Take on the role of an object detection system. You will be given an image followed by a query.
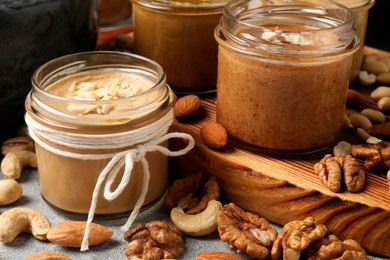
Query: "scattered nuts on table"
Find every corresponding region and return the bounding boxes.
[351,141,390,170]
[1,150,37,179]
[0,179,23,205]
[370,86,390,101]
[123,220,184,260]
[171,199,222,236]
[377,96,390,112]
[46,221,113,248]
[360,108,386,123]
[363,61,389,75]
[0,207,51,243]
[313,154,365,193]
[358,70,376,86]
[217,203,278,259]
[22,251,71,260]
[200,121,228,149]
[367,122,390,141]
[173,94,201,120]
[348,113,373,130]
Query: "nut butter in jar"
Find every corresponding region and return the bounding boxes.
[25,52,193,215]
[215,0,359,154]
[334,0,375,82]
[131,0,228,93]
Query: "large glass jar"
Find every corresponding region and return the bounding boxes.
[335,0,375,82]
[131,0,228,93]
[25,52,186,214]
[215,0,359,154]
[0,0,98,142]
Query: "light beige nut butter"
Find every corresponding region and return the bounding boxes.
[215,0,359,154]
[25,52,176,214]
[131,0,228,93]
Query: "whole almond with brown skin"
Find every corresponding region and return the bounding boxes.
[22,252,71,260]
[195,251,243,260]
[367,122,390,140]
[346,88,362,105]
[174,94,201,120]
[200,121,228,149]
[47,221,113,248]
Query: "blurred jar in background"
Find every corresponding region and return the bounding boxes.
[0,0,99,142]
[131,0,228,93]
[335,0,375,82]
[99,0,132,30]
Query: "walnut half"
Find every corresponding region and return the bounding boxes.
[216,203,278,259]
[123,220,184,260]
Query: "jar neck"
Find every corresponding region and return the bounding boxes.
[215,0,359,59]
[27,51,173,133]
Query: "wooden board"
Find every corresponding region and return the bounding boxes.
[170,47,390,257]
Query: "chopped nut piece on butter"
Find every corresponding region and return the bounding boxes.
[66,78,142,115]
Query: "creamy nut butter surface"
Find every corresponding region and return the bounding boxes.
[25,52,175,214]
[215,0,359,154]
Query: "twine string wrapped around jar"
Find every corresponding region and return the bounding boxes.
[25,110,195,251]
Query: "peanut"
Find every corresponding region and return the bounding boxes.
[370,86,390,101]
[360,108,386,123]
[0,179,23,205]
[1,136,35,156]
[348,113,373,130]
[377,96,390,112]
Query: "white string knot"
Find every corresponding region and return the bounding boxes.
[24,111,195,252]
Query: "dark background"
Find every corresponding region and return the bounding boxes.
[365,0,390,51]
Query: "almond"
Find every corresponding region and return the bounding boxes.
[367,122,390,140]
[200,121,228,149]
[47,221,113,248]
[346,88,362,105]
[22,252,71,260]
[174,94,201,120]
[195,251,243,260]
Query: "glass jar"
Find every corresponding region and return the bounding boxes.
[334,0,375,82]
[215,0,359,154]
[131,0,228,93]
[99,0,133,30]
[0,0,98,143]
[25,52,177,214]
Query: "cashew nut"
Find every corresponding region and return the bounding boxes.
[377,96,390,112]
[170,199,222,236]
[358,70,376,86]
[0,207,51,243]
[0,179,23,205]
[1,150,37,179]
[371,86,390,101]
[1,136,35,156]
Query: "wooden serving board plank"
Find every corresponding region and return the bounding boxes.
[170,47,390,257]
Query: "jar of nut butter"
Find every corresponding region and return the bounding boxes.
[25,52,194,216]
[215,0,359,154]
[131,0,228,93]
[334,0,375,82]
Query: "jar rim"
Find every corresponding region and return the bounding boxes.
[215,0,360,58]
[28,51,173,128]
[131,0,228,11]
[334,0,375,9]
[31,51,166,104]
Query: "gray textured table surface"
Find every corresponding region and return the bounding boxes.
[0,169,388,260]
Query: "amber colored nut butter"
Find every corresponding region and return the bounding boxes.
[217,47,352,151]
[35,70,168,214]
[132,2,222,91]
